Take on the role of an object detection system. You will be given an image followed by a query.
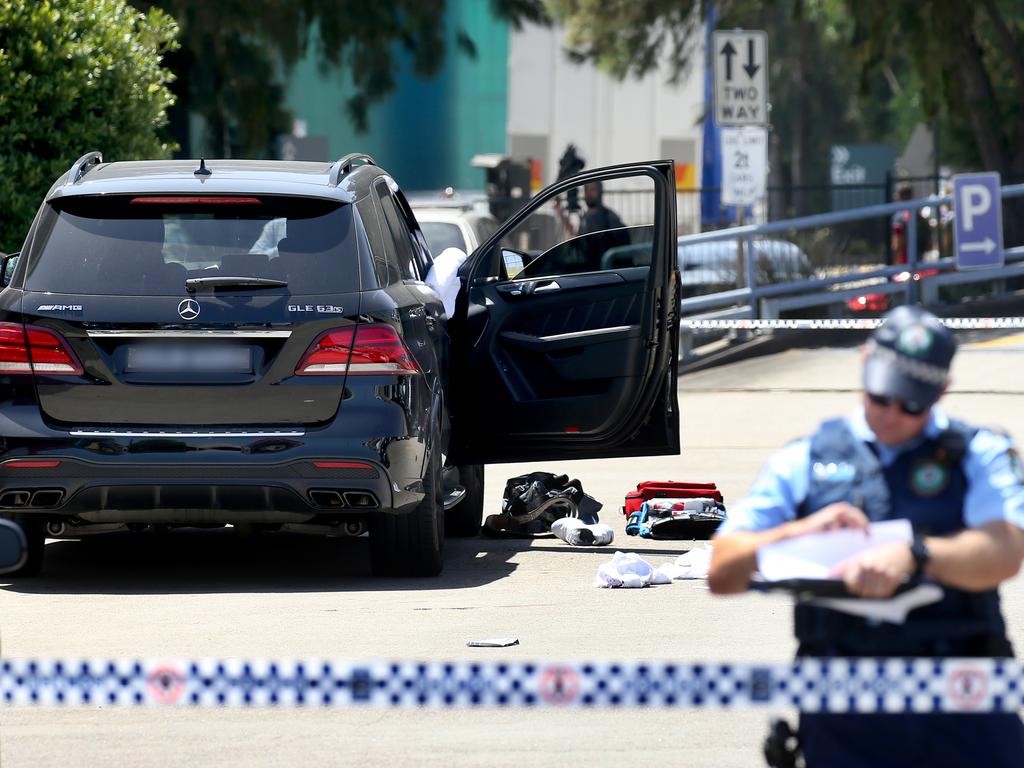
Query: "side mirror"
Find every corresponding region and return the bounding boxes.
[501,248,527,279]
[0,518,28,574]
[1,252,20,288]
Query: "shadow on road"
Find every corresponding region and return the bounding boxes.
[0,529,541,596]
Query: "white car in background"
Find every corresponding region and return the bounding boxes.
[408,191,501,257]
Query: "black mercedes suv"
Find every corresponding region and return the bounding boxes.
[0,152,680,577]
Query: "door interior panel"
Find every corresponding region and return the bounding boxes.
[454,162,679,463]
[470,268,648,431]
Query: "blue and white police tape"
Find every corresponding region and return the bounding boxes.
[1,658,1021,712]
[679,317,1024,331]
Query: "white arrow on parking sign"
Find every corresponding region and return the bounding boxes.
[960,237,997,254]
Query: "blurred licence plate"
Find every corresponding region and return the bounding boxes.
[125,344,253,374]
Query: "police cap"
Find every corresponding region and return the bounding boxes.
[863,305,955,412]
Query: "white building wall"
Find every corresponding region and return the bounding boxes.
[508,21,705,222]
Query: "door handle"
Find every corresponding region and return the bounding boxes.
[533,281,561,293]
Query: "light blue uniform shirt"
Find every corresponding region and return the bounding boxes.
[718,406,1024,534]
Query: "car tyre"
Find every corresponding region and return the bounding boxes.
[0,513,45,577]
[370,445,444,577]
[445,464,484,537]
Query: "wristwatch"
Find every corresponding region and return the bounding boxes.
[909,535,931,577]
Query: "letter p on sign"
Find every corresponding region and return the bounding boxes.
[959,184,991,231]
[953,172,1003,270]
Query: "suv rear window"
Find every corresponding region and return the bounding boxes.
[25,196,358,295]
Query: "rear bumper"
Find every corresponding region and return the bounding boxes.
[0,434,428,524]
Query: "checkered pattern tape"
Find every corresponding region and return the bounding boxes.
[680,317,1024,330]
[1,659,1021,711]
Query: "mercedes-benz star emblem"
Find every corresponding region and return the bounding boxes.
[177,298,200,320]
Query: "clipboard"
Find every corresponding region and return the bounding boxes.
[749,577,922,599]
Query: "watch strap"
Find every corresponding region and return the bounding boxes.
[909,535,931,577]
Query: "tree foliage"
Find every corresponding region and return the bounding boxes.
[0,0,178,250]
[131,0,465,158]
[844,0,1024,176]
[529,0,1024,187]
[545,0,707,82]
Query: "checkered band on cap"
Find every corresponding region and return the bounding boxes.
[866,339,950,387]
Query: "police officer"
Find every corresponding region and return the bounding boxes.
[708,305,1024,767]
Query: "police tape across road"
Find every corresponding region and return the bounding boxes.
[679,317,1024,331]
[1,658,1022,712]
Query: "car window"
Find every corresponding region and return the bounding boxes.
[420,221,467,256]
[26,196,359,295]
[504,175,657,279]
[376,185,417,281]
[473,217,498,247]
[676,238,812,290]
[356,198,391,287]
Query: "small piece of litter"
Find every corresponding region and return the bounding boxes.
[466,637,520,648]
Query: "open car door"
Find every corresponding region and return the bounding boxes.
[449,161,679,464]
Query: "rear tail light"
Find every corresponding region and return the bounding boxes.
[0,323,83,376]
[294,324,420,376]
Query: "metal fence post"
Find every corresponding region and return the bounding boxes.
[744,235,758,318]
[906,205,920,305]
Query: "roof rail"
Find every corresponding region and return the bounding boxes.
[328,153,375,187]
[66,151,103,185]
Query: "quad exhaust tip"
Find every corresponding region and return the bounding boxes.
[342,492,377,509]
[308,490,379,509]
[32,490,64,508]
[0,490,31,508]
[0,489,65,508]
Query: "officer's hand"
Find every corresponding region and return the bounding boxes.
[792,502,869,538]
[831,543,915,598]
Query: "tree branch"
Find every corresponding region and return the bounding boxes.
[939,1,1008,173]
[978,0,1024,155]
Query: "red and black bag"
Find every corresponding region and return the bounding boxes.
[623,481,723,518]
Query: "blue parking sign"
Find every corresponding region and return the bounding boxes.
[953,172,1003,270]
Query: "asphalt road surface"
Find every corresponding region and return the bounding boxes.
[3,332,1024,767]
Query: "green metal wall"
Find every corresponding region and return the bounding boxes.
[283,1,508,191]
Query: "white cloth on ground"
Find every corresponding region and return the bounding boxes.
[656,547,713,580]
[551,516,614,546]
[424,247,469,317]
[594,551,663,588]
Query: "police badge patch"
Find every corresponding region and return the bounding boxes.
[897,324,933,357]
[910,460,949,497]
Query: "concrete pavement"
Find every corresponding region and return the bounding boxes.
[2,336,1023,766]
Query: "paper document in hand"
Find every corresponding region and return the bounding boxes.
[756,519,913,581]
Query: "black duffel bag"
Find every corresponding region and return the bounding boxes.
[483,472,602,537]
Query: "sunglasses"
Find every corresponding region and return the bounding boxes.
[866,392,928,416]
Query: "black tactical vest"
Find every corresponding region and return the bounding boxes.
[793,418,1011,658]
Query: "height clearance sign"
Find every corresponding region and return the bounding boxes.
[713,30,768,126]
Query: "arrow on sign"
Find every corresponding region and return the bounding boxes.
[744,39,760,78]
[961,238,997,255]
[720,40,736,81]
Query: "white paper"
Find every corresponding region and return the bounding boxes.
[757,519,913,581]
[755,518,943,624]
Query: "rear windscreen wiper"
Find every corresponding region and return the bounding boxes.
[185,276,288,292]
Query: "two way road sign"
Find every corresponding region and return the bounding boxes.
[953,172,1003,270]
[713,30,768,126]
